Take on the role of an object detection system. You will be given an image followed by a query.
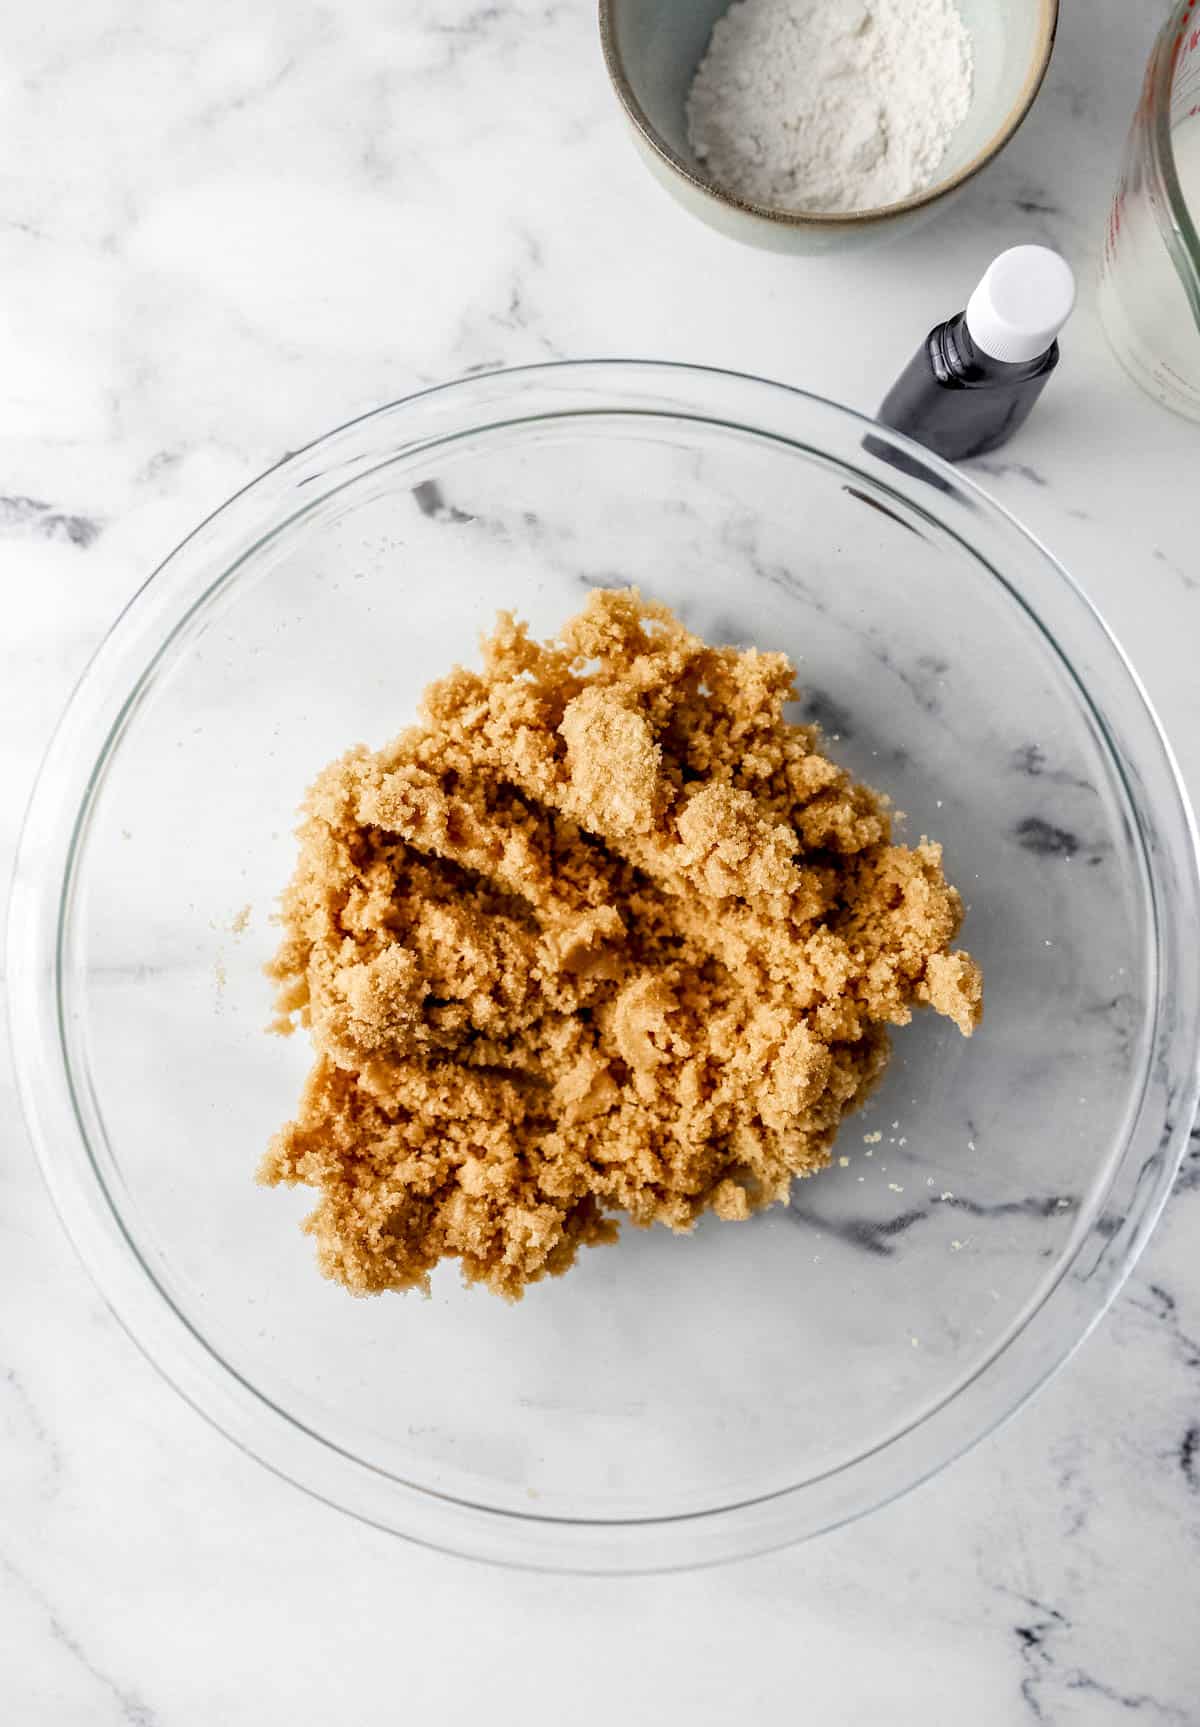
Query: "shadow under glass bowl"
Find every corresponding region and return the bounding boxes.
[9,361,1199,1572]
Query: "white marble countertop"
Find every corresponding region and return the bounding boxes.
[3,1,1198,1720]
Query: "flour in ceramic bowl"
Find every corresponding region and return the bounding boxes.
[686,0,974,214]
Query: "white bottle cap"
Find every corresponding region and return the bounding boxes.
[964,246,1076,364]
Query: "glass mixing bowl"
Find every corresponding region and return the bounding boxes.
[10,363,1199,1572]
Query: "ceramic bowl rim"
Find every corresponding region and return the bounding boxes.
[598,0,1060,228]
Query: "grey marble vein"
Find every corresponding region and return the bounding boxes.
[972,459,1050,490]
[0,494,102,547]
[0,1552,159,1726]
[1008,744,1098,794]
[1152,547,1200,595]
[1013,815,1107,860]
[1180,1424,1199,1493]
[1,1367,64,1493]
[1173,1124,1200,1197]
[1010,1592,1193,1723]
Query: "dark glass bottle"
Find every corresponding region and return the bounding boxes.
[877,311,1061,462]
[872,246,1076,467]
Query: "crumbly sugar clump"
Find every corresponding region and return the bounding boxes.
[261,590,982,1298]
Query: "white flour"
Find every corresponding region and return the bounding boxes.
[686,0,974,214]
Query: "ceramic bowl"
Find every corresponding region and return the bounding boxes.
[599,0,1059,253]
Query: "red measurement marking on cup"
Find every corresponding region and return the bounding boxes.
[1173,16,1200,120]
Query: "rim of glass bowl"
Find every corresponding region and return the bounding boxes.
[9,361,1200,1573]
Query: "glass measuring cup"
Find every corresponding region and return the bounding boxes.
[1099,0,1200,418]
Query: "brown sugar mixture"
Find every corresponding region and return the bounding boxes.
[261,590,982,1299]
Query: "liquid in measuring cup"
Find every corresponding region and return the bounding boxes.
[1099,0,1200,419]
